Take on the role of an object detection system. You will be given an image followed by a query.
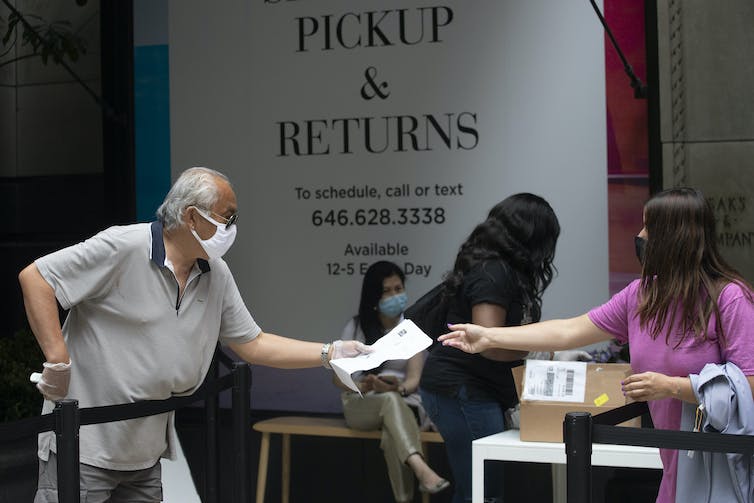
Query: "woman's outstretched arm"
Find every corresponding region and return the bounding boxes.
[439,314,612,354]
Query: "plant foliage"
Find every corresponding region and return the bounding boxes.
[0,328,44,422]
[0,1,88,68]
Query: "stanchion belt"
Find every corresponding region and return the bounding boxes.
[592,401,649,426]
[0,372,234,443]
[591,401,754,455]
[216,349,236,369]
[0,413,55,442]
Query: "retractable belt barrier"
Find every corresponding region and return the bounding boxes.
[0,347,251,503]
[563,402,754,503]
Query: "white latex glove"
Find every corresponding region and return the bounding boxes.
[36,360,71,401]
[553,350,593,362]
[331,340,371,359]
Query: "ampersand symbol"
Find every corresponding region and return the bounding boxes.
[360,66,390,100]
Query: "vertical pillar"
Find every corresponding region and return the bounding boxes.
[232,363,251,502]
[204,356,220,503]
[564,412,592,503]
[55,399,81,503]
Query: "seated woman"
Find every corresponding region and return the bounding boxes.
[334,261,450,503]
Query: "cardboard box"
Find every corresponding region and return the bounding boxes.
[512,362,640,442]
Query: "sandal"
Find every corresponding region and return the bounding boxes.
[419,478,451,494]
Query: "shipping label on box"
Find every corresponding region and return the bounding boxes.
[521,360,588,403]
[512,361,639,442]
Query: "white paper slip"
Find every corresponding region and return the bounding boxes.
[330,319,433,394]
[521,360,587,403]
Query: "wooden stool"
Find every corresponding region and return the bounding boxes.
[253,416,444,503]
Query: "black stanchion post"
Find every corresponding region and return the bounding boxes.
[205,356,220,503]
[232,363,251,503]
[564,412,592,503]
[55,399,81,503]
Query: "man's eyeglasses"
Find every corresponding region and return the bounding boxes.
[196,207,238,229]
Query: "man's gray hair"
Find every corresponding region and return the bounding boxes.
[156,167,230,230]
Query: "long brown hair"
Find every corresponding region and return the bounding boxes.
[637,187,752,345]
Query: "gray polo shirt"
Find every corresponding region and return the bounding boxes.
[35,222,260,470]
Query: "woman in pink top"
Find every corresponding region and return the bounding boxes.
[437,187,754,503]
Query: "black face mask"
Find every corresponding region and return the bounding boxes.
[634,236,647,265]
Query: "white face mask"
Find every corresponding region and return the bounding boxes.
[191,208,237,259]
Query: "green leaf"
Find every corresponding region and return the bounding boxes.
[2,13,20,45]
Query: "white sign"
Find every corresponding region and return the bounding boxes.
[168,0,609,346]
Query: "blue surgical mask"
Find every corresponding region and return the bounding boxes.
[378,292,408,318]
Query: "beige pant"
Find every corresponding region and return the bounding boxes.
[342,391,423,502]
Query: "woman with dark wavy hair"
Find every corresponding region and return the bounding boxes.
[419,193,561,503]
[439,188,754,503]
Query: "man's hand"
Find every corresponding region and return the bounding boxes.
[331,340,371,359]
[438,324,491,353]
[36,360,71,401]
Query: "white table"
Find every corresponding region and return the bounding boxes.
[472,430,662,503]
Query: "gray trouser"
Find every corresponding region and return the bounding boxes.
[35,452,163,503]
[342,391,423,502]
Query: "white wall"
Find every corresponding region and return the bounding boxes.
[168,0,609,410]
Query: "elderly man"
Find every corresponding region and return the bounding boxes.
[19,167,367,502]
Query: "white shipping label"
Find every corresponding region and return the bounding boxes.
[521,360,587,403]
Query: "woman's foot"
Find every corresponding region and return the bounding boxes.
[418,478,451,494]
[406,453,450,495]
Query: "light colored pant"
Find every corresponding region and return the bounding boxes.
[35,452,162,503]
[342,390,423,502]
